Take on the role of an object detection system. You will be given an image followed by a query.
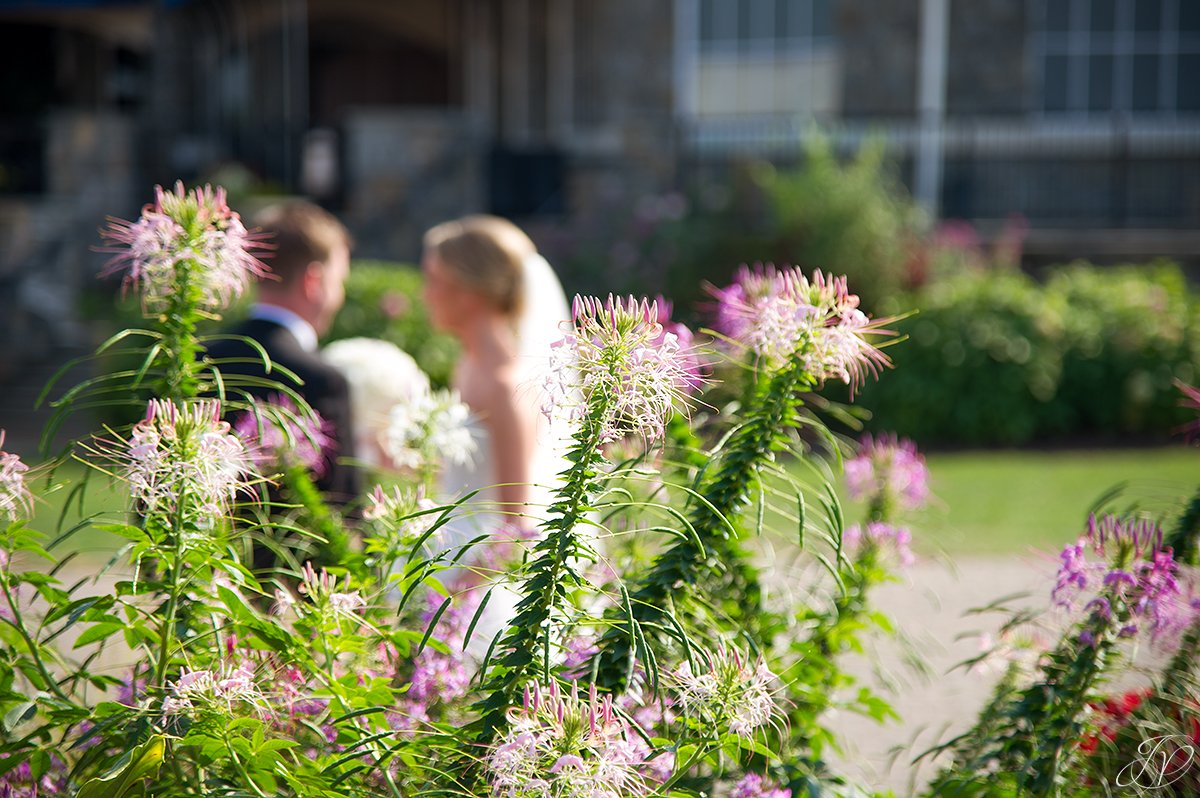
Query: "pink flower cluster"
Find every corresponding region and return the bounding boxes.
[100,182,267,312]
[163,664,263,716]
[116,399,253,522]
[0,430,31,524]
[671,646,779,738]
[1052,515,1196,647]
[232,396,331,477]
[487,681,651,798]
[0,756,68,797]
[299,562,367,617]
[709,264,892,392]
[843,521,916,567]
[731,772,792,798]
[844,433,929,510]
[546,295,698,443]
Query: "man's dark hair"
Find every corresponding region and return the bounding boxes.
[254,201,352,286]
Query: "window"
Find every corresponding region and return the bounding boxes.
[1036,0,1200,114]
[700,0,834,54]
[689,0,839,118]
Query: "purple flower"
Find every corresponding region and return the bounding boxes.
[0,756,68,797]
[843,521,916,567]
[232,396,331,477]
[546,295,699,443]
[653,296,708,395]
[163,664,264,716]
[0,430,32,524]
[100,182,267,313]
[1054,516,1199,649]
[103,399,255,523]
[845,433,929,510]
[731,772,792,798]
[486,681,651,798]
[708,264,894,393]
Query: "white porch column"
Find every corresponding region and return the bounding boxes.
[916,0,950,217]
[673,0,700,120]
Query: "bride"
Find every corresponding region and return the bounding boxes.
[420,215,571,571]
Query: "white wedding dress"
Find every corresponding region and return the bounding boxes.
[433,254,573,656]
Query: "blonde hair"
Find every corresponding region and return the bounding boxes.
[423,215,535,319]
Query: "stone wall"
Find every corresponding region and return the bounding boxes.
[837,0,920,118]
[946,0,1031,116]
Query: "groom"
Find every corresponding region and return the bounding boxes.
[206,200,361,508]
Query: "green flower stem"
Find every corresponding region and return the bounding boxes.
[474,398,608,742]
[940,595,1127,797]
[153,502,189,692]
[280,465,352,568]
[592,353,814,692]
[157,253,205,403]
[0,569,71,702]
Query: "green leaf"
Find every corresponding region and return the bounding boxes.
[76,734,166,798]
[2,700,37,732]
[73,622,125,649]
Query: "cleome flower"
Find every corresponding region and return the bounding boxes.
[844,433,929,510]
[0,430,32,524]
[1052,515,1196,647]
[486,680,652,798]
[232,395,332,477]
[671,646,780,738]
[730,772,792,798]
[100,181,267,313]
[104,399,255,523]
[545,295,698,444]
[383,389,476,473]
[709,264,893,392]
[163,664,265,716]
[843,521,916,567]
[299,561,368,623]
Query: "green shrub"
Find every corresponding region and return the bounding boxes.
[855,268,1065,445]
[853,260,1200,446]
[326,260,458,388]
[1048,261,1199,436]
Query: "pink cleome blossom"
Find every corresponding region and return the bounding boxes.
[708,264,894,394]
[844,433,930,510]
[109,398,255,522]
[0,430,32,524]
[100,181,268,313]
[545,295,699,444]
[1053,515,1197,648]
[232,395,332,477]
[731,772,792,798]
[486,681,652,798]
[843,521,916,567]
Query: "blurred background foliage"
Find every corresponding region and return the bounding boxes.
[78,135,1199,449]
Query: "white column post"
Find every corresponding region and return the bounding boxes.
[673,0,700,121]
[916,0,950,217]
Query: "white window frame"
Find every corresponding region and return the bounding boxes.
[1031,0,1200,116]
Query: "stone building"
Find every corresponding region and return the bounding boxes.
[1,0,1198,370]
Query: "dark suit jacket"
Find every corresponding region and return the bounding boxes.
[205,318,361,508]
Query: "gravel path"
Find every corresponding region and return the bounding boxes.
[807,554,1054,796]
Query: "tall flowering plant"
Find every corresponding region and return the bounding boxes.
[931,515,1200,796]
[6,186,918,798]
[588,265,896,693]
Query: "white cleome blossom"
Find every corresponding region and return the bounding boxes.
[383,389,475,473]
[672,646,780,737]
[322,337,431,467]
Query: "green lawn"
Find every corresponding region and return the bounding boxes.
[901,446,1197,556]
[18,447,1200,563]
